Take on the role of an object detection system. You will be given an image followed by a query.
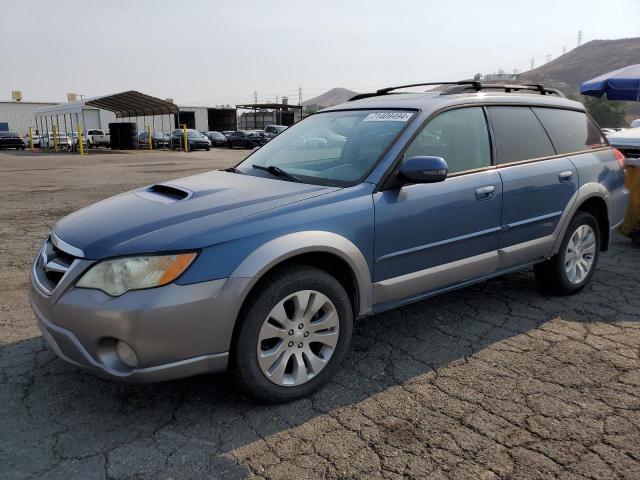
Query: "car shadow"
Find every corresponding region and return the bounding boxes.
[1,235,638,479]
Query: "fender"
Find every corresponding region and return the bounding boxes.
[230,231,373,316]
[549,182,611,255]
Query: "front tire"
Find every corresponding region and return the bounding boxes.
[231,265,353,403]
[534,211,600,294]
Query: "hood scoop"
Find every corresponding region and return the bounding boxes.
[135,184,193,204]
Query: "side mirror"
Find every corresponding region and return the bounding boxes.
[399,156,448,183]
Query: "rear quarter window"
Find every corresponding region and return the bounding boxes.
[533,107,607,153]
[487,106,556,165]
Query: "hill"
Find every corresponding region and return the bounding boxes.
[303,87,359,108]
[519,37,640,113]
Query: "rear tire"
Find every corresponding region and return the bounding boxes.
[534,211,600,294]
[231,265,353,403]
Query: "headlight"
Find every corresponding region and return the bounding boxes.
[76,253,197,296]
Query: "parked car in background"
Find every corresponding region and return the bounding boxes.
[28,82,628,403]
[69,132,87,148]
[0,131,26,150]
[85,129,110,148]
[40,133,72,149]
[138,131,170,149]
[22,133,41,147]
[169,129,211,151]
[204,131,228,147]
[264,125,288,139]
[607,127,640,158]
[227,130,268,149]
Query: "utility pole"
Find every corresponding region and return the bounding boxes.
[546,54,551,63]
[530,58,535,70]
[563,46,567,55]
[578,30,583,46]
[253,91,258,104]
[298,87,302,106]
[276,95,279,104]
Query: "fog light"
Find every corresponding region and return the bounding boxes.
[115,340,138,368]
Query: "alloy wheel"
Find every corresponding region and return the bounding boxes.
[564,224,596,285]
[257,290,339,386]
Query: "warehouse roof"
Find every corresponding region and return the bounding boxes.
[35,91,179,118]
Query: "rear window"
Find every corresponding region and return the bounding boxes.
[533,108,607,153]
[488,106,555,164]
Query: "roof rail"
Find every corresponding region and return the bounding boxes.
[348,81,564,101]
[441,83,564,97]
[348,81,481,101]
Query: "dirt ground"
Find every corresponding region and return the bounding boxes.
[1,149,639,479]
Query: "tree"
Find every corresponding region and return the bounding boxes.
[581,96,627,128]
[303,103,324,115]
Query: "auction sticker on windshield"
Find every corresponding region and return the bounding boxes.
[363,112,414,122]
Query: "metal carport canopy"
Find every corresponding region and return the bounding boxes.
[35,91,179,118]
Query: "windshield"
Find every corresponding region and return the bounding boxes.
[238,110,415,186]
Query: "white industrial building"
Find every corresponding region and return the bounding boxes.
[1,93,302,137]
[0,99,225,136]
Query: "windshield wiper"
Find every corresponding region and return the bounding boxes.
[252,164,301,183]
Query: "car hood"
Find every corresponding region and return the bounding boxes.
[53,170,338,259]
[607,127,640,147]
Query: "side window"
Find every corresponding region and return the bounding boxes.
[487,106,555,164]
[533,107,606,153]
[404,107,491,174]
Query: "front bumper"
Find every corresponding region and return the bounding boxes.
[29,247,249,382]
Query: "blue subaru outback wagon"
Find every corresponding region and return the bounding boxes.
[30,82,629,402]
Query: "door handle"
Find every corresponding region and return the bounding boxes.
[558,170,574,183]
[475,185,495,200]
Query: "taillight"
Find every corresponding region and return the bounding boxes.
[613,148,626,168]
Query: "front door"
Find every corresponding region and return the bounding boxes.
[373,107,502,306]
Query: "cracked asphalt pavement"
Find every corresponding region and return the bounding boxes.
[1,151,640,479]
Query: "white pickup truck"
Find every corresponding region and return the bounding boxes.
[85,129,110,148]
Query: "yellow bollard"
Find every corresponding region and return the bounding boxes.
[28,127,35,151]
[77,124,85,155]
[147,125,153,150]
[53,125,59,152]
[181,123,188,152]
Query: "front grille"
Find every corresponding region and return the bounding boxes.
[35,237,78,292]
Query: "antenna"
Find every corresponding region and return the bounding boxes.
[298,87,302,105]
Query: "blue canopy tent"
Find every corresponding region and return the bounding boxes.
[580,64,640,101]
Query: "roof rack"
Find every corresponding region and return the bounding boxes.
[348,81,481,101]
[441,83,564,97]
[347,81,564,101]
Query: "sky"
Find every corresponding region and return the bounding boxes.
[3,0,639,105]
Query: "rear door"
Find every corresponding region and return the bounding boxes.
[487,106,578,263]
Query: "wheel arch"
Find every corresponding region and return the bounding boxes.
[230,231,373,319]
[551,183,611,255]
